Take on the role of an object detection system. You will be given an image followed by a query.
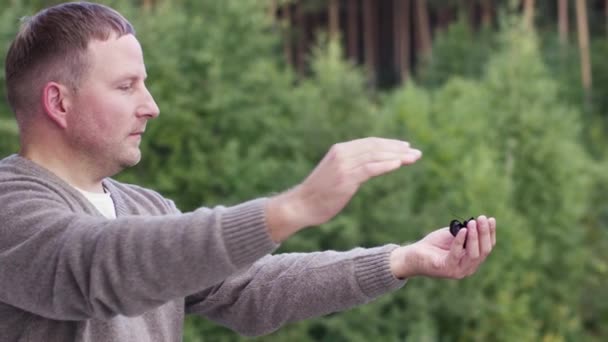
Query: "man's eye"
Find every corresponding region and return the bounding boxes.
[118,84,133,91]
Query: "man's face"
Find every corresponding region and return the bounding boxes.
[65,34,159,174]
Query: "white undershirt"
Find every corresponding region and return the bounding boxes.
[75,187,117,219]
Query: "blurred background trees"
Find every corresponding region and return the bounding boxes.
[1,0,608,341]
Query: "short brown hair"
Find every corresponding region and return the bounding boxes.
[4,1,135,118]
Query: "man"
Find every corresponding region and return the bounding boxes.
[0,2,497,341]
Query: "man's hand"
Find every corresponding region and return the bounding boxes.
[266,137,422,242]
[390,216,497,279]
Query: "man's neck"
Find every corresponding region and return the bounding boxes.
[20,146,106,193]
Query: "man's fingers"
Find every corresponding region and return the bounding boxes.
[341,137,411,153]
[352,159,403,182]
[331,137,420,161]
[449,228,467,260]
[465,220,480,259]
[477,216,492,257]
[489,217,497,246]
[324,138,422,184]
[436,215,497,280]
[346,149,422,170]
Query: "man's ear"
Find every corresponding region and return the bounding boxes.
[42,82,71,129]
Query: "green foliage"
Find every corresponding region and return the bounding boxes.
[0,3,30,157]
[0,1,607,341]
[417,19,497,89]
[0,118,18,154]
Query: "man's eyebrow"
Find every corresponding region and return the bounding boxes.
[115,74,148,82]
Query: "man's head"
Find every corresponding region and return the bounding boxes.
[5,2,160,179]
[5,2,134,120]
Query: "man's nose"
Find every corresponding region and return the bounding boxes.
[137,86,160,119]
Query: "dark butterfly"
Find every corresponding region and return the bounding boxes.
[449,217,474,237]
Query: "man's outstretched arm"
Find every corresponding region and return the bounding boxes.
[186,217,496,337]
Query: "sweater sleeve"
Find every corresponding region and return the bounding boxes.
[185,244,407,337]
[0,179,278,321]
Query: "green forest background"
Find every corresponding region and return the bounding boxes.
[1,0,608,341]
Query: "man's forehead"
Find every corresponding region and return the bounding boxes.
[79,34,146,83]
[87,34,142,59]
[86,34,145,74]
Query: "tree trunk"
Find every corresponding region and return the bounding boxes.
[523,0,535,29]
[282,4,294,68]
[435,7,454,31]
[605,0,608,38]
[347,0,359,62]
[295,3,307,74]
[576,0,592,102]
[466,0,476,30]
[415,0,432,58]
[481,0,492,28]
[362,0,377,83]
[558,0,568,45]
[394,0,411,83]
[143,0,152,10]
[328,0,340,40]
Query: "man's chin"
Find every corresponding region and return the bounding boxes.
[118,151,142,169]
